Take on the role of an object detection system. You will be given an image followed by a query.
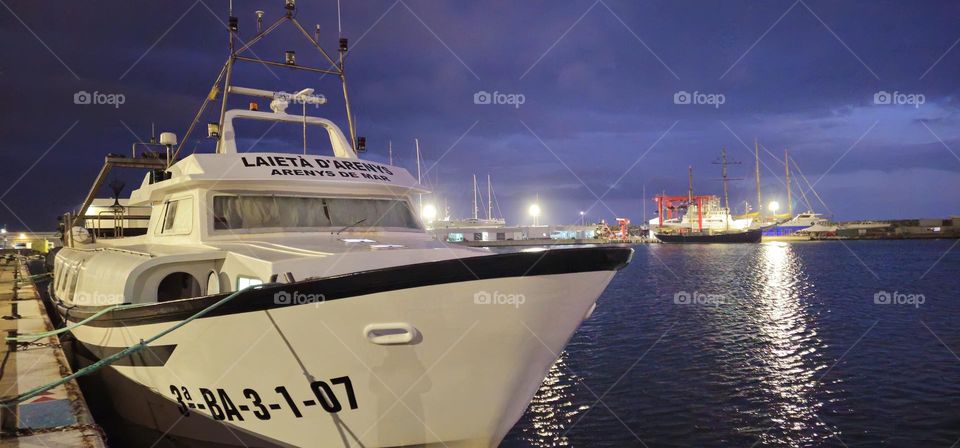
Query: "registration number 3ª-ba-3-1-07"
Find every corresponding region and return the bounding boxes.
[169,375,359,421]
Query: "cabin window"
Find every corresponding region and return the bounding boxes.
[157,272,202,302]
[206,272,221,295]
[66,267,80,301]
[159,198,193,235]
[237,276,263,290]
[212,195,419,231]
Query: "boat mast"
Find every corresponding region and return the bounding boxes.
[415,138,422,213]
[688,165,694,202]
[173,1,357,159]
[216,1,237,143]
[473,175,479,220]
[388,140,393,165]
[487,174,492,221]
[785,149,792,216]
[755,138,762,217]
[642,184,647,225]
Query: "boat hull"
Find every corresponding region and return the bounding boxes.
[655,228,763,244]
[57,247,632,447]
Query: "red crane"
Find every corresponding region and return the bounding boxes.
[654,195,712,232]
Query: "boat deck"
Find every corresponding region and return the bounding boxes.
[0,254,105,447]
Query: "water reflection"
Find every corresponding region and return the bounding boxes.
[511,355,583,447]
[745,242,831,446]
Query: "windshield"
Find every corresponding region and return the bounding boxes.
[212,195,420,231]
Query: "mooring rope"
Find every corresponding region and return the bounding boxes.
[5,304,126,342]
[0,283,273,408]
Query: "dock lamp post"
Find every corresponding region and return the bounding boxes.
[529,204,541,226]
[768,201,780,215]
[579,211,585,226]
[421,203,437,226]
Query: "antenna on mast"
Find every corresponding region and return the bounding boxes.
[337,0,343,38]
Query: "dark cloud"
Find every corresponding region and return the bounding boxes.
[1,0,959,230]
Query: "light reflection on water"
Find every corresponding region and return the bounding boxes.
[507,241,960,447]
[509,356,582,447]
[744,243,830,446]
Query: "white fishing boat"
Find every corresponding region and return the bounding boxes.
[49,4,631,447]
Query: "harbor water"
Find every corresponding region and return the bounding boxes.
[503,240,960,447]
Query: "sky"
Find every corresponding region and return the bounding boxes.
[1,0,959,230]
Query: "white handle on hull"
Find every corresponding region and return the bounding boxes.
[363,323,419,345]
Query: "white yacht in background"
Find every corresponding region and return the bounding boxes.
[762,211,828,239]
[51,4,631,447]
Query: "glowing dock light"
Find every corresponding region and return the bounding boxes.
[421,204,437,223]
[768,201,780,214]
[529,203,541,226]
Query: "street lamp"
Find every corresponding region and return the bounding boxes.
[768,201,780,214]
[529,203,541,226]
[579,211,585,226]
[421,203,437,224]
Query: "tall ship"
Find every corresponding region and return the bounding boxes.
[651,159,761,244]
[48,4,632,447]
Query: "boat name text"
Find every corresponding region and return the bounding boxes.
[241,156,394,181]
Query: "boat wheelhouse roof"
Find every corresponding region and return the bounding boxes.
[128,152,424,206]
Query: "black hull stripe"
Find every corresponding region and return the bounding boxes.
[59,246,633,328]
[78,341,177,367]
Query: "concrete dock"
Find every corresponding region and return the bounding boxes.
[0,254,105,447]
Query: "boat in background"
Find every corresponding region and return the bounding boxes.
[761,211,827,241]
[655,227,763,243]
[651,165,761,244]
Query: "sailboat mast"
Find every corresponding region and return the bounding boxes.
[785,149,792,216]
[388,140,393,165]
[473,174,478,220]
[721,147,729,211]
[688,165,694,202]
[754,138,762,217]
[415,138,422,213]
[642,184,647,225]
[487,174,492,220]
